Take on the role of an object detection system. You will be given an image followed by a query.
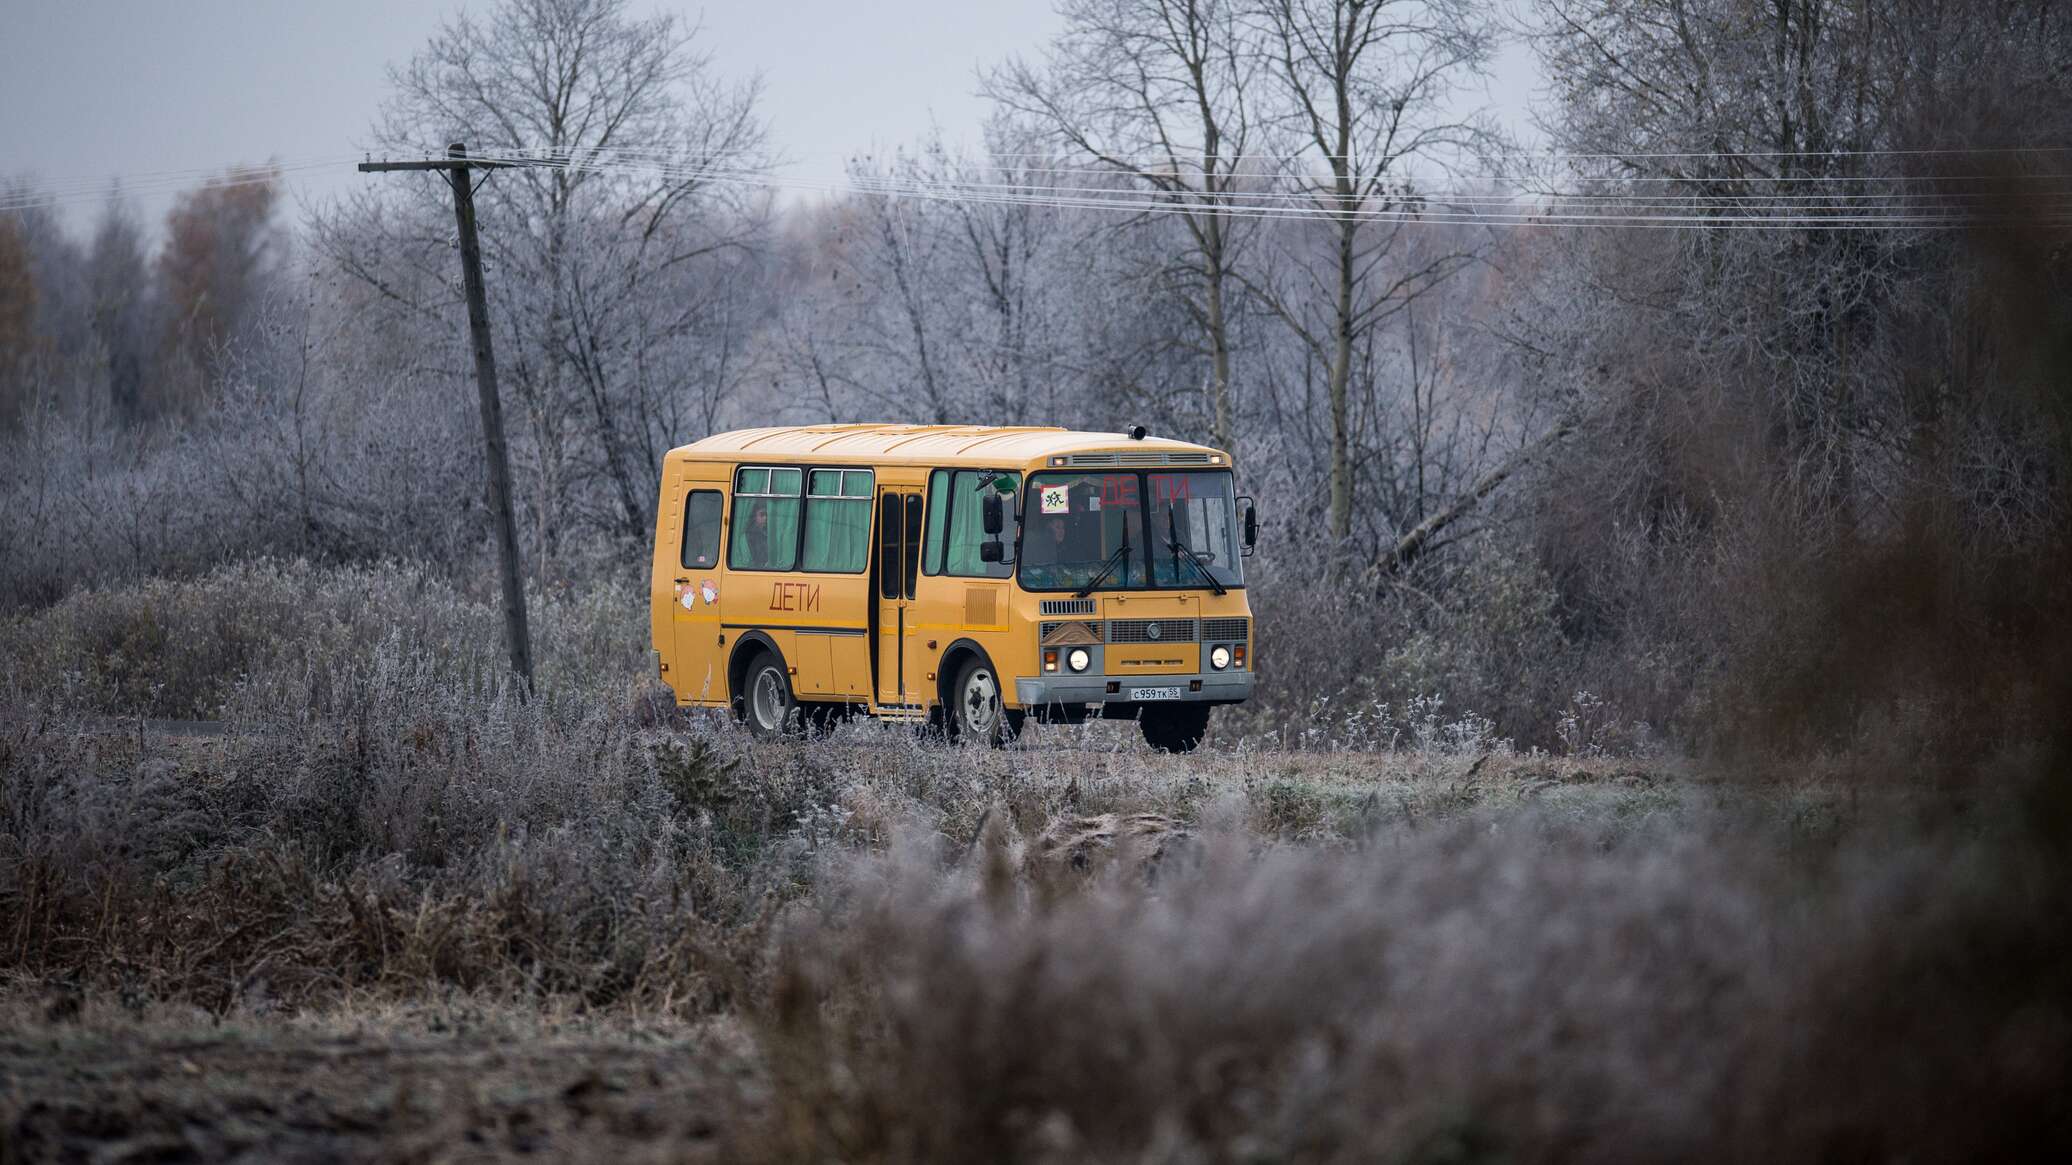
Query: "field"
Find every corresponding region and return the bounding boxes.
[4,570,2067,1163]
[7,0,2071,1155]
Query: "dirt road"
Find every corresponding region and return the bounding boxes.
[1,1016,762,1163]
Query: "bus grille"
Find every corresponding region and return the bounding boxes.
[1035,615,1246,643]
[1107,618,1197,643]
[1040,598,1097,616]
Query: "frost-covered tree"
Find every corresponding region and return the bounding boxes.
[317,0,770,564]
[1249,0,1501,545]
[775,122,1201,437]
[86,200,154,424]
[987,0,1263,452]
[158,166,285,408]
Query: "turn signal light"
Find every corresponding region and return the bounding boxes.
[1043,648,1059,672]
[1234,645,1247,669]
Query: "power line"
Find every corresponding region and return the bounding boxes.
[453,149,2072,229]
[453,141,2072,186]
[6,144,2068,230]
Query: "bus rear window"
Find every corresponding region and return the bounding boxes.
[681,490,722,569]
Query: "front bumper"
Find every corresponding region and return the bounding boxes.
[1015,670,1254,707]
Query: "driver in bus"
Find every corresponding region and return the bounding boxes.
[1023,507,1088,589]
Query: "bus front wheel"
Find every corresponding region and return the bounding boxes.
[949,655,1022,747]
[1141,704,1211,753]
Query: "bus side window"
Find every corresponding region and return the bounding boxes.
[902,493,924,599]
[681,490,723,570]
[729,466,802,571]
[921,468,952,575]
[944,470,1016,579]
[800,469,873,573]
[878,493,904,599]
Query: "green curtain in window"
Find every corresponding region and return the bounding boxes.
[802,497,870,572]
[945,470,1016,577]
[730,497,800,570]
[922,468,951,575]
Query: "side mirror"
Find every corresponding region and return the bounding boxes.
[979,540,1005,564]
[981,492,1004,536]
[1243,499,1258,548]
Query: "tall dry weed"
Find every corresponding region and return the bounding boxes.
[749,802,2070,1163]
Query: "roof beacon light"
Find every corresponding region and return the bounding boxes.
[1128,425,1148,441]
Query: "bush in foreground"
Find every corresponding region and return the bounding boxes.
[3,666,2068,1160]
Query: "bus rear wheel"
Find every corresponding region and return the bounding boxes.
[949,655,1022,747]
[741,651,798,739]
[1141,704,1211,753]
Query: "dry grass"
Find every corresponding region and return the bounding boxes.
[3,561,2068,1160]
[0,997,763,1162]
[753,803,2071,1162]
[4,690,2066,1160]
[0,558,643,719]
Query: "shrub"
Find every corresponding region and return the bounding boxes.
[751,802,2072,1163]
[0,558,644,719]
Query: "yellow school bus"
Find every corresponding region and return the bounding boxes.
[649,424,1257,751]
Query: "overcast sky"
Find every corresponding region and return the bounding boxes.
[2,0,1541,237]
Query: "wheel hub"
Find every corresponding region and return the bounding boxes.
[754,669,784,729]
[963,669,998,732]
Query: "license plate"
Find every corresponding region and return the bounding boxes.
[1131,686,1184,701]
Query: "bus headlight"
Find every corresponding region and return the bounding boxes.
[1067,647,1092,673]
[1209,645,1232,670]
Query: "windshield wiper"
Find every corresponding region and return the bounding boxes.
[1074,521,1133,597]
[1164,507,1227,595]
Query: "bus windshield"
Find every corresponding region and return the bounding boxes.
[1018,469,1243,592]
[1144,470,1244,590]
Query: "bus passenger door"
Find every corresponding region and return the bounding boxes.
[872,489,925,712]
[669,485,728,703]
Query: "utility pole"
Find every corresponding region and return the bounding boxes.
[359,143,533,685]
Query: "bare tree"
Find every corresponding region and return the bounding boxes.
[942,120,1076,425]
[782,126,1132,429]
[1526,0,2072,537]
[86,201,153,424]
[986,0,1261,452]
[323,0,769,564]
[1249,0,1498,544]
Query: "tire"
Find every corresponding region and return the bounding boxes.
[740,651,798,739]
[1141,703,1211,753]
[948,654,1023,747]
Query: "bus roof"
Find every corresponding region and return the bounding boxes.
[674,424,1230,469]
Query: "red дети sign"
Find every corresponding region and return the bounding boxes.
[1148,474,1194,502]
